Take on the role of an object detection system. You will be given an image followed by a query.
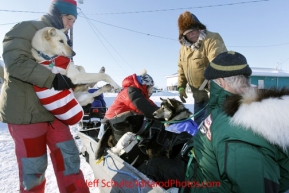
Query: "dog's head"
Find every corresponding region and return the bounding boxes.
[31,27,75,59]
[153,97,187,120]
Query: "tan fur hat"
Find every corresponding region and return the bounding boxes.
[178,11,206,41]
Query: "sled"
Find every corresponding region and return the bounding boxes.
[78,128,166,193]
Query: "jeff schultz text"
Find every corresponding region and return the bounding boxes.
[76,179,221,188]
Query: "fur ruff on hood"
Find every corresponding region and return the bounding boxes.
[224,87,289,151]
[178,11,206,42]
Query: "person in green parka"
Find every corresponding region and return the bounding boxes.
[180,51,289,193]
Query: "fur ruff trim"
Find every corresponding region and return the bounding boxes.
[224,88,289,151]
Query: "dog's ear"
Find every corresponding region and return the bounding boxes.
[44,28,56,40]
[48,28,57,37]
[160,97,165,101]
[167,98,174,107]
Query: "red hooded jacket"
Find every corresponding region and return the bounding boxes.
[105,74,158,119]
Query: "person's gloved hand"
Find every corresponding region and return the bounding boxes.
[52,74,76,90]
[178,87,187,103]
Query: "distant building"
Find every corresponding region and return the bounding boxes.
[152,87,163,93]
[166,73,178,91]
[166,67,289,91]
[251,67,289,89]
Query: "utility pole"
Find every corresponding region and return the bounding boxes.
[276,59,283,71]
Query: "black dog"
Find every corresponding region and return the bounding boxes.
[137,98,198,189]
[153,97,192,122]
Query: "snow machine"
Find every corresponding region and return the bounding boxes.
[79,89,107,130]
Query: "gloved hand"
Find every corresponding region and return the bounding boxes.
[52,74,76,90]
[178,87,187,103]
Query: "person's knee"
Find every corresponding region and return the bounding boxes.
[55,140,80,176]
[21,154,47,190]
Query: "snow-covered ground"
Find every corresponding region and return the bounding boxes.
[0,91,194,193]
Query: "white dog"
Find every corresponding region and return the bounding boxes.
[30,27,121,125]
[31,27,121,106]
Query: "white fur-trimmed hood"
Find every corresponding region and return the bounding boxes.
[224,88,289,151]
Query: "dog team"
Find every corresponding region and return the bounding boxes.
[0,0,288,193]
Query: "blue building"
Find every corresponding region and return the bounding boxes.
[251,67,289,89]
[166,67,289,91]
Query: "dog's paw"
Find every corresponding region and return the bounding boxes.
[99,67,105,73]
[111,83,121,92]
[113,87,122,93]
[102,84,112,92]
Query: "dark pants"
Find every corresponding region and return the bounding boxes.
[189,85,209,125]
[194,99,208,125]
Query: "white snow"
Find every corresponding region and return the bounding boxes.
[0,91,194,193]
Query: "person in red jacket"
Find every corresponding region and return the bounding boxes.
[97,70,159,139]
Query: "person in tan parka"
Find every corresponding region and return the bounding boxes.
[177,11,227,125]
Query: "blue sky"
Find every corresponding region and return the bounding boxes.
[0,0,288,89]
